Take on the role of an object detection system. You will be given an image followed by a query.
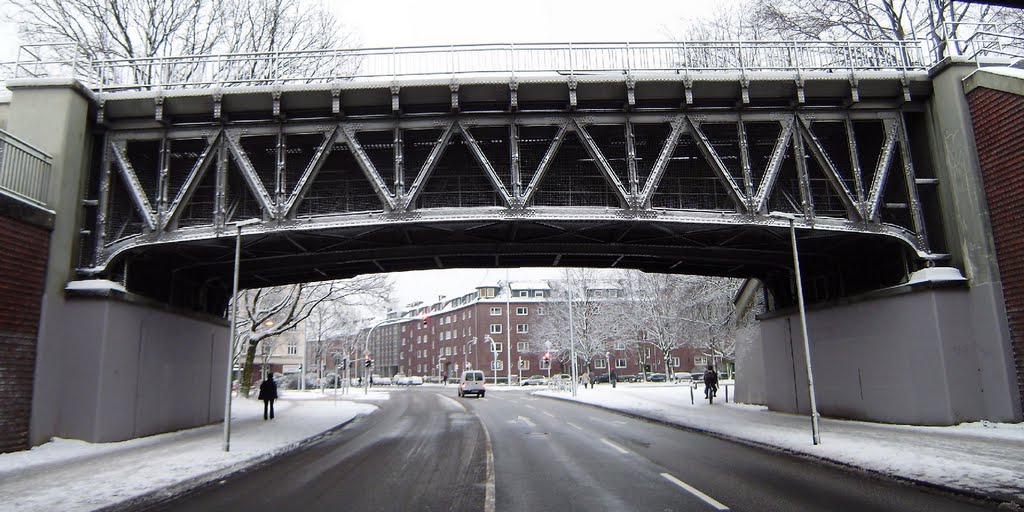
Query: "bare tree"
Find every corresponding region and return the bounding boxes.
[233,274,391,397]
[531,269,617,374]
[6,0,355,84]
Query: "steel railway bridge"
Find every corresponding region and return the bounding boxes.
[2,39,1021,447]
[66,41,939,314]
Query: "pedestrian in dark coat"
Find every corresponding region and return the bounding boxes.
[703,365,719,399]
[258,374,278,420]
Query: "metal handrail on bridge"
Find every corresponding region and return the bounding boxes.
[2,40,928,92]
[0,129,52,206]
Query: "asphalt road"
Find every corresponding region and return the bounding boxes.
[136,387,997,512]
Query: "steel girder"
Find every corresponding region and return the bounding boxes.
[88,109,938,281]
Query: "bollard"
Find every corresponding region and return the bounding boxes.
[689,383,694,405]
[725,384,729,403]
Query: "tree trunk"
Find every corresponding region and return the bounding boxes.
[239,339,259,398]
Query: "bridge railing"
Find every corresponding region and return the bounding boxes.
[0,129,52,206]
[942,22,1024,64]
[2,40,928,92]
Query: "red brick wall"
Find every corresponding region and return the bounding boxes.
[967,86,1024,411]
[0,216,49,453]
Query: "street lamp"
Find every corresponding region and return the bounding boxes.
[773,212,821,445]
[363,319,390,395]
[464,336,477,370]
[223,217,260,452]
[484,334,496,384]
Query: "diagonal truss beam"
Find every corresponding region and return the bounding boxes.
[401,121,456,211]
[685,117,748,213]
[163,131,222,230]
[752,118,795,213]
[572,118,631,208]
[282,126,340,218]
[521,123,569,206]
[865,118,899,221]
[458,123,514,207]
[639,115,686,206]
[797,116,863,221]
[109,141,159,231]
[338,125,398,212]
[224,133,277,219]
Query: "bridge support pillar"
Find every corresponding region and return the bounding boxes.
[759,282,1022,425]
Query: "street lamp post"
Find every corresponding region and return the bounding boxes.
[223,218,260,452]
[484,335,496,384]
[363,319,389,395]
[438,356,446,383]
[775,213,821,445]
[605,351,611,385]
[465,336,476,370]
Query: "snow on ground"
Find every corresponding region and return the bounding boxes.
[0,390,381,512]
[536,383,1024,506]
[2,383,1022,510]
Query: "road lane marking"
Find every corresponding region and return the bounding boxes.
[523,404,536,410]
[601,438,629,454]
[542,410,555,418]
[566,422,583,431]
[660,473,730,511]
[438,394,467,411]
[517,416,536,428]
[480,418,496,512]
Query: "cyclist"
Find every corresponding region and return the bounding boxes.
[703,364,719,401]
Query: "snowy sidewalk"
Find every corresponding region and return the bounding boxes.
[536,384,1024,508]
[0,390,385,512]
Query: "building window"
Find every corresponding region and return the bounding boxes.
[540,359,550,369]
[670,357,680,367]
[537,307,546,315]
[517,341,529,351]
[516,307,528,315]
[516,324,528,333]
[491,360,503,370]
[535,290,545,297]
[469,310,472,318]
[287,340,298,355]
[490,307,501,316]
[616,358,627,368]
[482,288,496,298]
[519,359,530,370]
[490,341,503,352]
[695,356,707,366]
[595,359,607,369]
[490,324,502,334]
[261,342,272,355]
[614,341,626,350]
[518,290,529,297]
[645,347,652,357]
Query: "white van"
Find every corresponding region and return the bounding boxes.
[458,370,486,398]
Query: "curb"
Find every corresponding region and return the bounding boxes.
[95,415,366,512]
[534,392,1018,510]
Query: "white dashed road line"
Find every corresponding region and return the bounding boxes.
[542,410,555,418]
[600,438,630,454]
[566,422,583,431]
[660,473,730,511]
[517,416,536,428]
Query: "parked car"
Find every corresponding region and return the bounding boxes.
[647,373,668,382]
[690,372,704,383]
[592,373,610,383]
[618,374,638,383]
[458,370,486,398]
[521,375,548,386]
[375,376,392,386]
[407,376,424,385]
[394,374,409,385]
[671,373,692,383]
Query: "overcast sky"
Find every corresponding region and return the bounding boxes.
[0,0,711,305]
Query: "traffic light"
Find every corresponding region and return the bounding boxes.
[422,316,429,327]
[364,358,373,368]
[543,352,550,363]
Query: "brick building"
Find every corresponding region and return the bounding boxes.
[365,280,709,384]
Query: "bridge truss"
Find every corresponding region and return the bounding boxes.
[77,69,940,313]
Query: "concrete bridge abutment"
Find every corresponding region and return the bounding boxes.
[5,80,229,445]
